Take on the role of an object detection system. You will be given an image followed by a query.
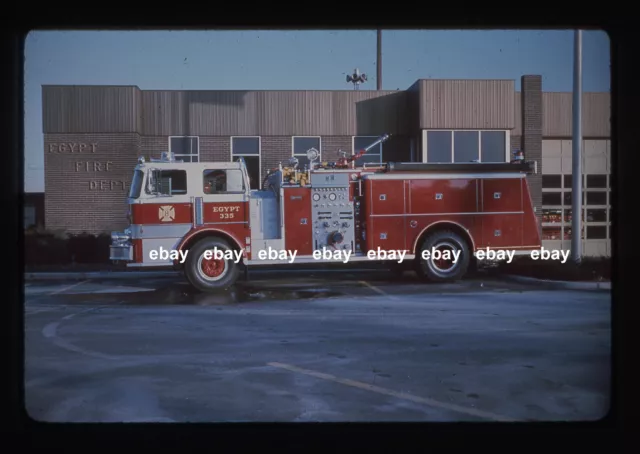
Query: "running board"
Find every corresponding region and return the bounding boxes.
[245,255,416,266]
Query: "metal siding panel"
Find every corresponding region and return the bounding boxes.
[185,91,246,135]
[420,80,515,129]
[240,92,258,135]
[46,85,454,136]
[584,93,610,137]
[303,92,332,135]
[542,92,610,137]
[542,92,571,137]
[42,86,138,133]
[514,92,522,136]
[331,91,347,135]
[350,91,405,136]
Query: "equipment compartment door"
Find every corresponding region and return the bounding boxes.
[370,180,405,215]
[481,179,523,213]
[284,187,313,256]
[367,217,406,253]
[481,214,523,248]
[408,179,476,214]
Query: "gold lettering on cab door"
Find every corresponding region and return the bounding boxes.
[212,205,240,220]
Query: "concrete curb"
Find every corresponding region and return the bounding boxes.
[24,271,180,280]
[503,274,611,290]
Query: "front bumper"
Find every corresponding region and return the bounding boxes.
[110,244,133,261]
[110,229,133,261]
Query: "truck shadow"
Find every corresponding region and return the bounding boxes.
[55,267,503,307]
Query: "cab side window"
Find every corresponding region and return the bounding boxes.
[147,169,187,195]
[203,169,245,194]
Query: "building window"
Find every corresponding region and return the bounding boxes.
[586,191,607,206]
[586,208,607,223]
[542,227,561,240]
[542,175,562,188]
[563,192,585,205]
[169,136,199,162]
[423,130,508,163]
[292,136,321,170]
[587,226,607,239]
[586,174,607,189]
[454,131,479,162]
[203,169,246,194]
[353,136,383,166]
[24,206,36,228]
[426,131,452,163]
[564,174,573,188]
[541,208,562,224]
[542,192,562,206]
[480,131,507,162]
[231,136,260,190]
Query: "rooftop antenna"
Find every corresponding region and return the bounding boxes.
[346,68,367,90]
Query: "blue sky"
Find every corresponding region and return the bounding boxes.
[24,29,610,192]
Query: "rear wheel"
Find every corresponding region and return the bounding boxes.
[415,230,470,282]
[184,237,240,292]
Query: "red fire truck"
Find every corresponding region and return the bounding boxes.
[110,134,541,292]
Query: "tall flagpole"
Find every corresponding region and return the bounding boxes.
[571,29,583,264]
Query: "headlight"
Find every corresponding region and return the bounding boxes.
[111,231,130,244]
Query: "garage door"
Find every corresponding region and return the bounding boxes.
[542,139,610,174]
[541,139,611,257]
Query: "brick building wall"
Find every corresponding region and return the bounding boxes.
[44,133,140,234]
[521,75,543,228]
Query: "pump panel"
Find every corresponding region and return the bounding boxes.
[311,173,355,253]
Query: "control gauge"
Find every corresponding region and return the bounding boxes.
[313,193,320,201]
[329,193,337,201]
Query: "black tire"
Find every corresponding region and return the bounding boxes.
[184,237,240,292]
[415,230,470,282]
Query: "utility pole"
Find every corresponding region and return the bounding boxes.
[571,29,582,264]
[377,29,382,90]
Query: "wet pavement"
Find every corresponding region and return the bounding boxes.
[24,269,612,422]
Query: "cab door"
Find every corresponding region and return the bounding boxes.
[200,166,251,243]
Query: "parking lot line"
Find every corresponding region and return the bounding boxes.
[47,279,90,295]
[267,362,516,422]
[359,281,398,300]
[39,302,125,361]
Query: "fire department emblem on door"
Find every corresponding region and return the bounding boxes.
[159,205,175,222]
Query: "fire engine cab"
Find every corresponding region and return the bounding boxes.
[110,134,541,292]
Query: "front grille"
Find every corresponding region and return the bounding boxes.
[110,245,132,261]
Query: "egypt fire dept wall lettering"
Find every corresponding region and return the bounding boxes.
[49,142,98,153]
[61,142,128,192]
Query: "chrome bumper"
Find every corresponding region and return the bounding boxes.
[110,229,133,261]
[110,244,133,261]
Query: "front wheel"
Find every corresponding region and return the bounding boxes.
[415,230,470,282]
[184,237,240,292]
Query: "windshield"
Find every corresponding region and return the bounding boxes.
[129,170,144,198]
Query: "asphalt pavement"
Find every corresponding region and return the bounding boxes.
[23,269,612,423]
